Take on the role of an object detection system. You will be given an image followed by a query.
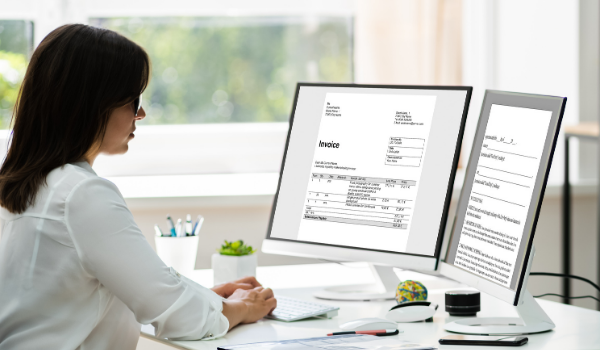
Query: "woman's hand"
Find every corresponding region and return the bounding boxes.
[222,286,277,329]
[211,276,262,298]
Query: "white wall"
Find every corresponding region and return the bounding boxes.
[578,0,599,181]
[462,0,579,184]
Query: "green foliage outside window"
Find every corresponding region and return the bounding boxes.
[0,20,32,129]
[91,17,353,125]
[0,51,27,128]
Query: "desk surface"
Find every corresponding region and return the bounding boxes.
[142,263,600,350]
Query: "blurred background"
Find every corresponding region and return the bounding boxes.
[0,0,597,311]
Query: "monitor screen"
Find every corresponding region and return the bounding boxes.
[445,92,565,292]
[267,84,471,258]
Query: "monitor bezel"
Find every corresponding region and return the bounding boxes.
[263,83,473,270]
[440,90,567,305]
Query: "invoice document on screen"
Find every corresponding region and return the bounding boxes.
[296,92,437,253]
[454,104,551,288]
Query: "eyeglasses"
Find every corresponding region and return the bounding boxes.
[133,94,143,116]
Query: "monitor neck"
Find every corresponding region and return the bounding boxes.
[516,245,536,305]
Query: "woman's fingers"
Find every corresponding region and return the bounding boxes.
[233,283,253,290]
[235,276,262,288]
[267,295,277,314]
[213,282,254,298]
[259,287,274,299]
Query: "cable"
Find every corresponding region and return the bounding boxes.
[530,272,600,293]
[534,293,600,304]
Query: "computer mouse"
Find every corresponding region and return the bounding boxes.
[385,301,439,323]
[339,318,397,331]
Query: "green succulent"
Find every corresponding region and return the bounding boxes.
[218,240,255,256]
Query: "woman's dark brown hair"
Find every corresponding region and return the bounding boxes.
[0,24,150,213]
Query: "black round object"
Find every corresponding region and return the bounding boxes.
[445,290,480,316]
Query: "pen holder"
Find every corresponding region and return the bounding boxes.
[212,253,257,285]
[154,235,200,275]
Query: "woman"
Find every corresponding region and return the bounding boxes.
[0,24,276,349]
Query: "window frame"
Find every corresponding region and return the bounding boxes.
[1,0,356,179]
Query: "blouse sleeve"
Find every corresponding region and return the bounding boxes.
[64,177,229,340]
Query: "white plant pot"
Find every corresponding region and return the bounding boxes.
[154,236,199,275]
[212,253,257,285]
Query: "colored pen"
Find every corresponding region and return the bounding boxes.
[175,219,182,237]
[193,215,204,236]
[185,214,193,236]
[166,215,177,237]
[327,329,399,336]
[154,224,164,237]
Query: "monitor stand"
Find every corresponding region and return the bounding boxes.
[444,246,555,335]
[313,263,399,301]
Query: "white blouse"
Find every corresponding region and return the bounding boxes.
[0,162,229,350]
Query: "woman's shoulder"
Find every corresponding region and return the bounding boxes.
[45,163,100,190]
[63,163,121,194]
[44,163,124,206]
[1,163,122,220]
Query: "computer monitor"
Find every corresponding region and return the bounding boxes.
[441,90,566,334]
[262,83,472,300]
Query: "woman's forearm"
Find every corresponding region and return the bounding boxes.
[222,300,248,330]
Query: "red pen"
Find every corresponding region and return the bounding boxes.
[327,329,399,336]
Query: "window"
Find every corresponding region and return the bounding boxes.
[0,1,356,179]
[0,20,33,128]
[90,16,353,125]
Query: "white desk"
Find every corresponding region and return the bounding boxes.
[141,263,600,350]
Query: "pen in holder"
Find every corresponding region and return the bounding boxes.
[154,215,203,274]
[154,235,200,275]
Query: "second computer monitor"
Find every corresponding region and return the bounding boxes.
[440,90,566,334]
[263,83,472,274]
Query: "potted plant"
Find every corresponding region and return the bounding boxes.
[212,240,257,285]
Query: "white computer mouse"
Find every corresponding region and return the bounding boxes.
[339,318,397,331]
[385,301,439,323]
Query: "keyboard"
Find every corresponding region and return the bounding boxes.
[266,296,340,322]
